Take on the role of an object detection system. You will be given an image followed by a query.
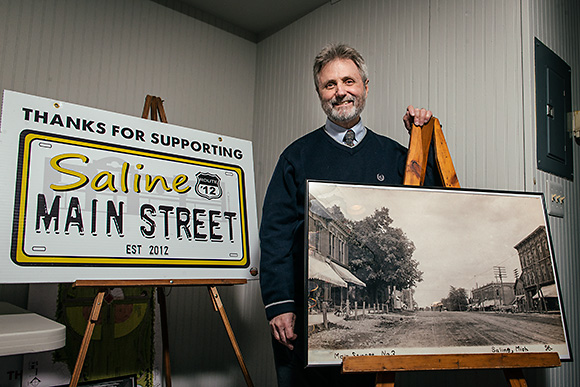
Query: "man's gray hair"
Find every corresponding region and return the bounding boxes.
[313,43,368,91]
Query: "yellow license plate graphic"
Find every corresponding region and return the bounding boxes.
[11,131,249,267]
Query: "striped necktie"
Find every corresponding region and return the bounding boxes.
[343,129,355,147]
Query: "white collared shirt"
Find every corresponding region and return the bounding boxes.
[323,118,367,147]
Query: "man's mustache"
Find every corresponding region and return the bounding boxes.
[331,97,355,106]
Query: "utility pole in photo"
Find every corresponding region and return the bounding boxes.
[494,266,506,308]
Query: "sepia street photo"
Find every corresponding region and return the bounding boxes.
[305,181,570,366]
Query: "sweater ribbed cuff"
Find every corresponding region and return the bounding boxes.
[265,300,295,321]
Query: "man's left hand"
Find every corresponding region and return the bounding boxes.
[403,105,432,132]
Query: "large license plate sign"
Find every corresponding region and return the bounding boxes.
[0,90,259,282]
[13,131,248,266]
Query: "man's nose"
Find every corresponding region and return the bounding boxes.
[335,82,347,97]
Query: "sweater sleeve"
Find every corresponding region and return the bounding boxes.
[259,153,302,320]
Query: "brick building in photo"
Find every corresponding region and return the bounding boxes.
[514,225,559,312]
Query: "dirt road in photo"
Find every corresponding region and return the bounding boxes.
[309,310,565,349]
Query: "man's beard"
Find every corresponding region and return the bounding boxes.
[321,95,366,125]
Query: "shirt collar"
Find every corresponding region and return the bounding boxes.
[323,118,367,147]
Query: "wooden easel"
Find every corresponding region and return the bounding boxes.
[403,117,459,188]
[69,96,254,387]
[342,353,561,386]
[341,118,562,386]
[141,94,168,123]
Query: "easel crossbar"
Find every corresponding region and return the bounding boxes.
[342,353,561,373]
[73,279,247,287]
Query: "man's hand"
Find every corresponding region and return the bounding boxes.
[269,312,298,350]
[403,105,432,132]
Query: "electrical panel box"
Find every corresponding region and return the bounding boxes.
[535,38,573,180]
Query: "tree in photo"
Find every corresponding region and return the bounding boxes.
[442,285,469,311]
[348,207,423,305]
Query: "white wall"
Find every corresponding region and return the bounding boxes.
[0,0,256,137]
[524,0,580,385]
[253,0,526,205]
[253,0,579,386]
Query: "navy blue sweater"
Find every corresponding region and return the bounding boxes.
[259,127,436,320]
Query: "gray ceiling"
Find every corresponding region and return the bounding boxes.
[152,0,332,42]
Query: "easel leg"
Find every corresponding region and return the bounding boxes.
[157,287,172,387]
[208,286,254,387]
[69,291,105,387]
[504,368,528,387]
[375,371,396,387]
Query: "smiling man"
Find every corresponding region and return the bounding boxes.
[317,56,368,128]
[259,43,437,387]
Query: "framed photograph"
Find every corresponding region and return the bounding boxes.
[305,181,570,366]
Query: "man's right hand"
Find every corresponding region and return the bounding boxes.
[403,105,433,132]
[269,312,298,350]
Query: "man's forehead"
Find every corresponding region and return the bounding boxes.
[320,58,360,78]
